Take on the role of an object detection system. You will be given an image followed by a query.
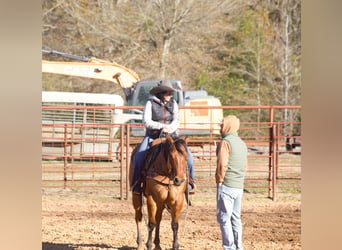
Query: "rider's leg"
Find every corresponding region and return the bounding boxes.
[186,147,195,191]
[132,136,153,193]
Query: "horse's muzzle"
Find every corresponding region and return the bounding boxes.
[173,177,186,186]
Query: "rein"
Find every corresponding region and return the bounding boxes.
[146,175,187,188]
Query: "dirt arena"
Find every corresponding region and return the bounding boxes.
[42,188,300,250]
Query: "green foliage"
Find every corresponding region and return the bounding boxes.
[142,18,154,32]
[42,0,301,121]
[196,71,209,89]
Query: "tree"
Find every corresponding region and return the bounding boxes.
[42,0,243,91]
[204,4,276,123]
[266,0,301,134]
[200,1,300,127]
[42,0,301,133]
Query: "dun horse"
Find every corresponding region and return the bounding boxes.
[131,135,189,250]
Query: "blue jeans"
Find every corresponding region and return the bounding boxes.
[131,136,194,193]
[187,149,194,181]
[132,136,153,193]
[216,184,244,250]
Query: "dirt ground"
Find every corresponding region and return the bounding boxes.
[42,188,301,250]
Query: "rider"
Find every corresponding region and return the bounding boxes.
[131,80,195,194]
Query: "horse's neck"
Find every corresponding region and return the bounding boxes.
[145,145,171,177]
[147,155,169,176]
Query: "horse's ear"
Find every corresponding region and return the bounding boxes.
[184,136,189,144]
[166,134,174,144]
[178,136,189,145]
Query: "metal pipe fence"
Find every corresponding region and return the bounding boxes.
[42,105,301,200]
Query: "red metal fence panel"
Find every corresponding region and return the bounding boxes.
[42,105,301,200]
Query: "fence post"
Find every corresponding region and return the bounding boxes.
[120,124,125,200]
[268,125,273,199]
[268,107,274,198]
[126,123,130,200]
[63,124,68,189]
[275,124,280,180]
[108,123,113,160]
[272,124,277,201]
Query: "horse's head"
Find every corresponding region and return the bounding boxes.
[164,135,188,186]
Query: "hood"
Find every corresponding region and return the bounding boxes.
[220,115,240,134]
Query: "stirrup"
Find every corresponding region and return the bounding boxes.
[188,183,196,195]
[132,181,143,195]
[185,191,192,206]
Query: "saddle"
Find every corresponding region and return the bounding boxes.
[129,138,166,191]
[141,139,166,180]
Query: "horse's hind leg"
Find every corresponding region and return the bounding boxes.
[132,193,144,250]
[146,221,155,250]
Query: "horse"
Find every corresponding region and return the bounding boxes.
[130,135,189,250]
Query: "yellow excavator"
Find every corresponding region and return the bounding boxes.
[42,49,223,136]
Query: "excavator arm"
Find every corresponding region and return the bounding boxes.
[42,50,223,136]
[42,49,140,100]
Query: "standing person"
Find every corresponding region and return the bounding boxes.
[215,115,248,250]
[131,80,195,194]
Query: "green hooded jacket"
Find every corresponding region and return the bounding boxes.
[219,115,248,189]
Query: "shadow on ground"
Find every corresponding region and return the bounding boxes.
[42,242,136,250]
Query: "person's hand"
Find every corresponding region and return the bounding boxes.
[162,125,172,133]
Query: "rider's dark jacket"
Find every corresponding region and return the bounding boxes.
[144,96,178,139]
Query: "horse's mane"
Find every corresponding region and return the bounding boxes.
[141,135,188,178]
[173,138,188,157]
[163,136,188,159]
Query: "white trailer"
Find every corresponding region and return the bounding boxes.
[42,91,141,161]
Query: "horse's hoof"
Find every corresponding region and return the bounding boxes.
[136,244,144,250]
[172,243,179,250]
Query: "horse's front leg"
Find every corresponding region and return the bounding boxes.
[153,206,164,250]
[132,193,144,250]
[146,195,156,250]
[171,200,184,250]
[171,221,179,250]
